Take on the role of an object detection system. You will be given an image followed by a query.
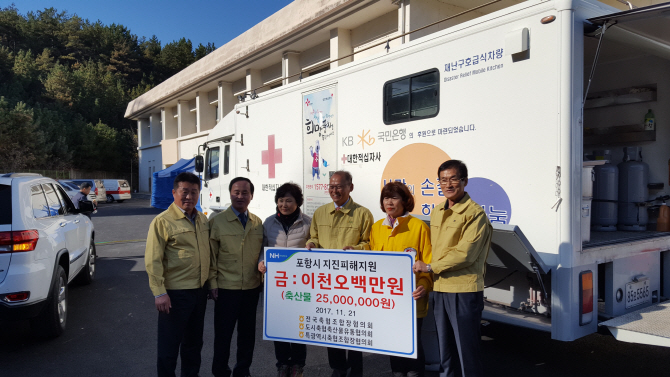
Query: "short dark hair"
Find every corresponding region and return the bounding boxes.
[380,181,415,213]
[331,170,353,185]
[275,182,304,207]
[437,160,468,180]
[79,182,92,190]
[229,177,254,195]
[173,172,201,190]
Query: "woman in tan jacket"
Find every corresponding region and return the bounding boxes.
[258,182,312,377]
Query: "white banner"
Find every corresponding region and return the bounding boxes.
[263,247,417,358]
[302,86,337,216]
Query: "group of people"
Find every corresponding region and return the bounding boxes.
[145,159,492,377]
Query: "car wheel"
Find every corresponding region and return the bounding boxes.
[116,200,124,203]
[76,241,96,285]
[31,265,67,338]
[106,194,114,203]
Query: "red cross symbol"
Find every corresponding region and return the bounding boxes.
[209,191,213,199]
[262,135,283,179]
[305,99,311,106]
[341,154,347,164]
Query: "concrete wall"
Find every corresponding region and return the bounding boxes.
[138,146,162,193]
[178,135,209,161]
[262,62,283,85]
[138,118,150,147]
[232,77,246,96]
[330,28,352,69]
[246,68,264,95]
[218,82,236,121]
[149,113,162,144]
[408,0,485,42]
[178,100,197,137]
[125,0,358,119]
[300,41,330,70]
[161,139,179,167]
[352,9,399,61]
[197,91,217,132]
[283,51,301,84]
[162,107,178,140]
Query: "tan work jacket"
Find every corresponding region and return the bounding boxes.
[430,193,492,293]
[208,207,264,290]
[145,203,210,296]
[307,197,373,250]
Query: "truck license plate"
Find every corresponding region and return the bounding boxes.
[625,279,650,309]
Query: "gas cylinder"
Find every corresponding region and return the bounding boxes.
[592,159,618,231]
[618,147,649,231]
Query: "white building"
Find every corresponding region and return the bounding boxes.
[125,0,655,193]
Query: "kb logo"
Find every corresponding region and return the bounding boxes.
[342,136,353,146]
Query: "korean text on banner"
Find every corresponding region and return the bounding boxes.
[263,247,417,358]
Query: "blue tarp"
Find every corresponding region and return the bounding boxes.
[151,158,202,211]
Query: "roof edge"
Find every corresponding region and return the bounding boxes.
[125,0,361,119]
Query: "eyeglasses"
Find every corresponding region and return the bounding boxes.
[328,185,346,191]
[438,177,464,185]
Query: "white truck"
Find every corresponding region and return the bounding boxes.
[195,0,670,345]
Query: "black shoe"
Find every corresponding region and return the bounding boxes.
[277,365,290,377]
[290,365,304,377]
[330,369,347,377]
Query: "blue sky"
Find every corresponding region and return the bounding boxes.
[9,0,293,49]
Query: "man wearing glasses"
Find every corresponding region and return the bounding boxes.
[413,160,492,377]
[306,170,374,377]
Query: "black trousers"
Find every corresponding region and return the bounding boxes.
[389,317,425,376]
[212,288,260,377]
[157,288,207,377]
[274,341,307,368]
[327,347,363,377]
[433,291,484,377]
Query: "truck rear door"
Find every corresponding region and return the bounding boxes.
[588,3,670,60]
[587,3,670,347]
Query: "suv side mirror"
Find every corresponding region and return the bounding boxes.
[195,155,204,173]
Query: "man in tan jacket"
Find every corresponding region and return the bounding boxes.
[209,177,265,377]
[414,160,492,377]
[306,171,373,377]
[145,172,210,377]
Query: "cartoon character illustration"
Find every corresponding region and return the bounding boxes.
[309,140,320,180]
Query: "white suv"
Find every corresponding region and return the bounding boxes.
[0,174,96,337]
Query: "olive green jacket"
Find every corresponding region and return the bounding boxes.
[307,197,373,250]
[145,203,210,296]
[430,193,492,293]
[208,207,265,290]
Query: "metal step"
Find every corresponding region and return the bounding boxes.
[599,301,670,347]
[482,301,551,332]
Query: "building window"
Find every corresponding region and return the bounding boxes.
[206,147,220,180]
[383,68,439,125]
